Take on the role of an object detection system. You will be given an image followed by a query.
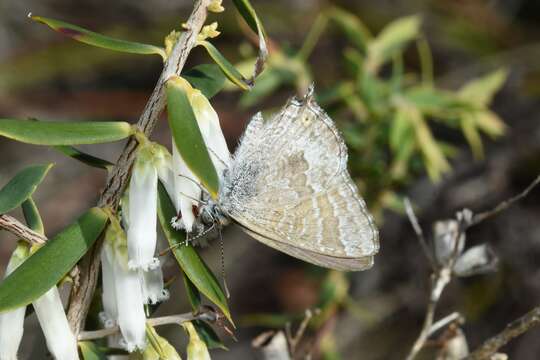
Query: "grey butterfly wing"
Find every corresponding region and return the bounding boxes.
[221,91,379,271]
[243,227,374,271]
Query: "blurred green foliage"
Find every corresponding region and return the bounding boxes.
[229,6,507,216]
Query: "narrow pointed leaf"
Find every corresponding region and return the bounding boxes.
[232,0,266,37]
[183,64,226,99]
[21,198,44,234]
[30,15,166,60]
[54,145,113,170]
[473,110,506,138]
[79,341,107,360]
[326,6,372,52]
[145,325,182,359]
[198,40,251,90]
[0,164,53,214]
[231,0,268,79]
[193,320,228,350]
[0,119,133,145]
[0,207,108,312]
[166,76,219,197]
[459,68,508,106]
[182,271,202,311]
[157,182,231,322]
[460,114,484,159]
[367,15,421,71]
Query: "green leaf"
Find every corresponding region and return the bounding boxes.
[367,15,421,72]
[54,145,113,170]
[0,164,53,214]
[389,135,415,181]
[198,40,251,91]
[326,6,372,52]
[412,113,450,180]
[404,86,471,118]
[157,182,231,323]
[473,110,506,138]
[183,64,226,99]
[21,198,44,234]
[0,207,108,312]
[144,325,182,360]
[231,0,268,80]
[166,76,219,198]
[193,320,227,350]
[79,341,107,360]
[182,271,202,311]
[30,15,166,60]
[459,68,508,106]
[0,119,133,146]
[460,113,484,159]
[232,0,267,38]
[390,108,414,152]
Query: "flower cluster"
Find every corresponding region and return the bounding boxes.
[99,79,229,352]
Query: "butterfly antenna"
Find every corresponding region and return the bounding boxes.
[178,191,208,206]
[159,225,214,256]
[208,146,230,170]
[190,222,216,242]
[177,174,211,198]
[219,227,230,299]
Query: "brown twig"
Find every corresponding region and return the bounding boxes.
[464,305,540,359]
[404,174,540,359]
[406,269,452,360]
[469,174,540,227]
[286,309,315,356]
[66,0,212,335]
[404,197,436,270]
[78,312,197,341]
[0,214,47,245]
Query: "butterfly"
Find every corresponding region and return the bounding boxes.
[200,86,379,271]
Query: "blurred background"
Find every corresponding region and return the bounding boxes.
[1,0,540,358]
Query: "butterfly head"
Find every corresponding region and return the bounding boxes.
[200,199,230,228]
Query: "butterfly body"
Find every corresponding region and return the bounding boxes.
[201,87,379,271]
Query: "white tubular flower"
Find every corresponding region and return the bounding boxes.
[33,287,79,360]
[127,143,159,270]
[189,86,231,176]
[140,266,169,305]
[153,143,176,201]
[0,244,29,360]
[113,259,147,352]
[171,143,201,232]
[171,79,230,233]
[100,244,118,329]
[104,218,147,352]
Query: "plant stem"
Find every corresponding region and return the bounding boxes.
[78,313,197,341]
[66,0,212,335]
[406,269,451,360]
[0,214,47,245]
[465,305,540,359]
[470,173,540,227]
